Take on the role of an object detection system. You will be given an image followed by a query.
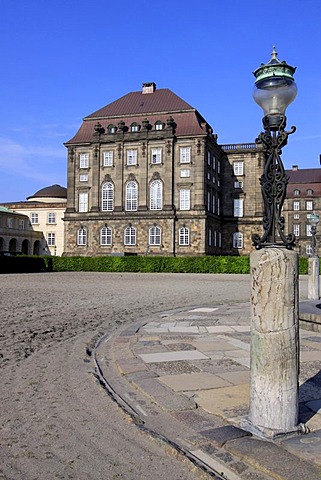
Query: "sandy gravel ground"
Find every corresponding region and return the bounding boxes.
[0,272,307,479]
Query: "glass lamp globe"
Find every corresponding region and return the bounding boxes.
[253,47,297,116]
[310,212,320,227]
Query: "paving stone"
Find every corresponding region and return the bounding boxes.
[301,350,321,362]
[225,337,251,351]
[207,326,235,333]
[149,361,201,376]
[165,343,196,351]
[139,350,208,363]
[216,370,250,386]
[158,372,232,392]
[116,358,148,375]
[192,358,246,374]
[191,340,240,352]
[168,326,200,334]
[281,429,321,465]
[226,436,321,480]
[189,307,219,313]
[195,384,249,418]
[171,409,224,431]
[231,326,251,332]
[200,425,251,447]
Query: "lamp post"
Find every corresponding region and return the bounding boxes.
[251,46,297,249]
[308,211,320,300]
[245,48,306,439]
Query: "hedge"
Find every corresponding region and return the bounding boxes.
[0,255,312,275]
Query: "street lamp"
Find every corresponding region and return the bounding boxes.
[252,47,297,249]
[309,211,319,257]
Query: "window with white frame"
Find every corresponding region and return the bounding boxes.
[306,244,313,256]
[180,169,190,178]
[180,147,191,163]
[207,191,211,211]
[155,121,163,130]
[30,213,39,224]
[130,123,140,132]
[79,192,88,212]
[217,197,220,215]
[234,198,244,217]
[212,195,216,213]
[294,189,300,196]
[79,174,88,182]
[126,181,138,211]
[100,226,112,246]
[233,232,243,249]
[307,224,313,236]
[233,161,244,176]
[293,224,300,236]
[307,189,313,195]
[180,189,190,210]
[212,156,216,170]
[293,201,300,211]
[7,217,13,228]
[149,225,161,245]
[47,232,56,246]
[79,153,89,168]
[103,151,113,167]
[217,159,221,175]
[124,226,136,245]
[179,227,190,246]
[48,212,56,224]
[150,180,162,210]
[77,228,87,245]
[234,181,243,188]
[127,149,137,165]
[207,151,211,166]
[151,148,162,164]
[102,182,114,211]
[294,213,300,219]
[208,228,212,246]
[306,201,313,211]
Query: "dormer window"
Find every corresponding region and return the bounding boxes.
[294,189,300,196]
[130,123,140,132]
[307,189,313,195]
[108,124,117,133]
[155,121,164,131]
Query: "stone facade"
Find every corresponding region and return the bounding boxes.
[0,206,43,255]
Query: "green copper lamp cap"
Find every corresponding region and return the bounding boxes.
[253,47,296,84]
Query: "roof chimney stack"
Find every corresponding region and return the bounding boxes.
[142,82,156,94]
[292,165,298,171]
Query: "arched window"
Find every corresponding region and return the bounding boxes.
[107,124,116,133]
[130,122,140,132]
[77,228,87,246]
[124,226,136,245]
[179,227,189,246]
[155,121,164,130]
[102,182,114,211]
[100,226,112,246]
[126,181,138,211]
[150,180,162,210]
[149,225,161,245]
[233,232,243,249]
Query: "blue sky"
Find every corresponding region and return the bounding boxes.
[0,0,320,202]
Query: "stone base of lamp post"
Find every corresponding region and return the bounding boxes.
[308,257,320,300]
[242,248,301,439]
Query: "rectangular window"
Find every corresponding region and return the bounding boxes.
[48,212,56,224]
[47,233,56,246]
[103,151,113,167]
[19,219,25,230]
[79,174,88,182]
[293,224,300,236]
[151,148,162,164]
[212,156,216,170]
[217,159,221,175]
[294,213,300,219]
[79,153,89,168]
[79,192,88,212]
[307,225,312,236]
[180,147,191,163]
[207,151,211,166]
[127,149,137,165]
[306,244,313,256]
[293,201,300,211]
[306,201,313,211]
[234,198,244,217]
[180,189,190,210]
[233,232,243,249]
[30,213,39,224]
[7,217,13,228]
[233,162,244,176]
[180,169,190,178]
[234,181,243,188]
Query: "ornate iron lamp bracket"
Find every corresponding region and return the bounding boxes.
[252,115,296,250]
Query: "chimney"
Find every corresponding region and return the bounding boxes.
[142,82,156,94]
[292,165,298,171]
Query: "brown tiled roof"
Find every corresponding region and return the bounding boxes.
[85,88,195,118]
[286,168,321,184]
[65,88,211,145]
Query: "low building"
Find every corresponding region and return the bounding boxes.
[0,206,43,255]
[1,185,67,256]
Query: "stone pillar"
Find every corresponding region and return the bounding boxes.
[308,257,320,300]
[247,248,299,438]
